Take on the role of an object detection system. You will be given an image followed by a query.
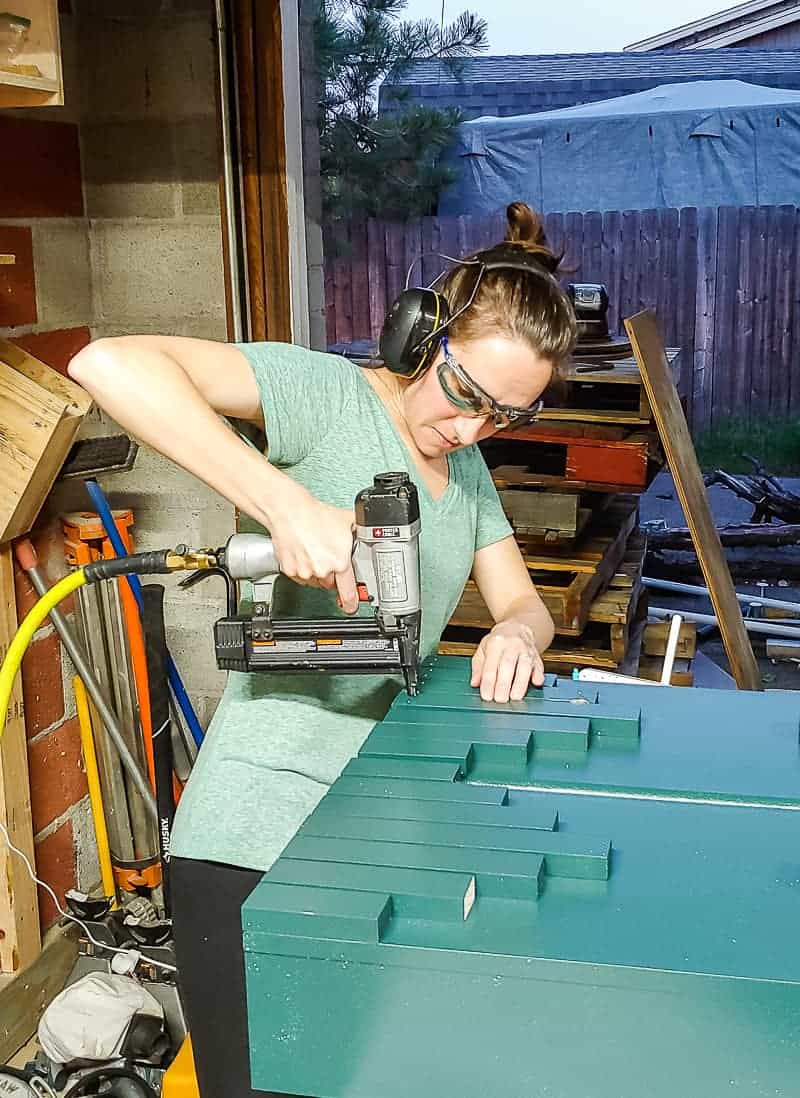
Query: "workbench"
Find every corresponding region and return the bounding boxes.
[243,656,800,1098]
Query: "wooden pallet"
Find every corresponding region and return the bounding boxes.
[441,585,649,673]
[498,488,595,547]
[451,500,640,637]
[536,349,681,427]
[485,427,660,493]
[638,655,694,687]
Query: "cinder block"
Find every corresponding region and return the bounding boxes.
[79,13,216,121]
[31,220,92,329]
[82,120,178,219]
[90,220,226,324]
[175,118,220,216]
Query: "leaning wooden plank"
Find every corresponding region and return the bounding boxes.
[0,339,92,542]
[0,547,41,973]
[625,311,761,691]
[0,925,78,1061]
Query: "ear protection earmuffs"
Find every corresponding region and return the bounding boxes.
[378,244,560,379]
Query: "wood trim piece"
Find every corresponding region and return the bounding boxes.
[232,0,292,342]
[0,546,41,973]
[625,310,762,691]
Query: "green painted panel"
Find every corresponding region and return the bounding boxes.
[297,813,610,880]
[281,834,545,901]
[309,791,558,831]
[245,794,800,1098]
[376,670,800,806]
[263,858,475,922]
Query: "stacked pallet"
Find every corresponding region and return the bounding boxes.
[441,347,698,683]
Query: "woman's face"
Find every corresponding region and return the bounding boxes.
[401,334,554,458]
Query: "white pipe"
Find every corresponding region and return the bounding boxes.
[649,605,800,639]
[661,614,683,684]
[644,576,800,615]
[575,668,663,687]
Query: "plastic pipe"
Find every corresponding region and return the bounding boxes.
[661,614,683,685]
[74,675,117,907]
[84,479,204,747]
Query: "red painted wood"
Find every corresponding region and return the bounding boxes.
[13,326,91,376]
[0,226,36,327]
[0,118,83,218]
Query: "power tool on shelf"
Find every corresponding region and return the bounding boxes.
[210,472,422,695]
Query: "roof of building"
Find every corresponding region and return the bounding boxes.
[384,48,800,87]
[625,0,800,51]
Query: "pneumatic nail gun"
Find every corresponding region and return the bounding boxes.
[211,473,422,695]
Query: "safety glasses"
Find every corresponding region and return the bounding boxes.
[437,336,544,430]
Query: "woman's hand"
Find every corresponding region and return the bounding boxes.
[470,620,545,702]
[267,482,359,613]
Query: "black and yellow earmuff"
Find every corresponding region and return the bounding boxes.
[378,244,560,379]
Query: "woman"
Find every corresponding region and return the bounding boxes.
[68,201,576,1097]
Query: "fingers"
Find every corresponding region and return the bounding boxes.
[471,628,541,702]
[335,564,359,615]
[470,643,486,687]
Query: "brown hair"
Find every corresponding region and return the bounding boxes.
[439,202,577,368]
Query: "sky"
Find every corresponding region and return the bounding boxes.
[399,0,733,53]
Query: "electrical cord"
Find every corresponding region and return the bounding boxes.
[0,819,176,975]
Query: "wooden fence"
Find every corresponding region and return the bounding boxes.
[324,205,800,431]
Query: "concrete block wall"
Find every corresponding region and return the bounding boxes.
[0,0,232,928]
[75,0,232,729]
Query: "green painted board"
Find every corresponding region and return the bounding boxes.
[329,775,509,805]
[392,690,641,739]
[248,882,391,943]
[310,791,559,831]
[245,793,800,1098]
[264,858,476,922]
[281,833,545,901]
[342,757,466,782]
[380,710,591,749]
[297,812,610,880]
[420,654,560,690]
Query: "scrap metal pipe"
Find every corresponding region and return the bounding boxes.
[644,576,800,615]
[649,605,800,640]
[16,544,158,822]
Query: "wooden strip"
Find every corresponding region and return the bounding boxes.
[675,206,698,423]
[692,205,718,428]
[625,310,761,690]
[349,219,370,343]
[732,205,756,420]
[366,219,387,345]
[0,546,40,973]
[711,205,739,423]
[774,205,795,419]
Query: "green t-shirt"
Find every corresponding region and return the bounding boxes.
[170,344,512,870]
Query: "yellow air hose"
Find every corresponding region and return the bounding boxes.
[73,674,117,906]
[0,569,87,743]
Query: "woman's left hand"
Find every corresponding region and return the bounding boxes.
[470,620,545,702]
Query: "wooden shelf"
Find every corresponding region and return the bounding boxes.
[0,1,62,108]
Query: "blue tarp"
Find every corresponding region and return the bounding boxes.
[438,80,800,216]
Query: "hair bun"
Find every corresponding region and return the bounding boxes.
[504,202,560,273]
